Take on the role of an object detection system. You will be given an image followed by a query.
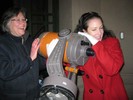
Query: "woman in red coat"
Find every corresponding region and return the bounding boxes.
[74,12,128,100]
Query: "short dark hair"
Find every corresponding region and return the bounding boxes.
[0,6,27,32]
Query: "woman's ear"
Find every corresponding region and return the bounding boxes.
[83,29,86,32]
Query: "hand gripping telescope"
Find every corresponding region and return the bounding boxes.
[38,29,94,100]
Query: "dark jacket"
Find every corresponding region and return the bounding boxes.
[0,33,46,100]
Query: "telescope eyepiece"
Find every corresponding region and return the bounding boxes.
[86,48,95,56]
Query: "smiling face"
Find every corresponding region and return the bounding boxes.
[7,12,27,37]
[84,17,104,41]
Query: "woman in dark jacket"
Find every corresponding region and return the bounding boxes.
[0,7,46,100]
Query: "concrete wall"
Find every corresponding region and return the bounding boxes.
[101,0,133,99]
[59,0,72,30]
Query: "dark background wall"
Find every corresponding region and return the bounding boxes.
[0,0,59,37]
[0,1,14,17]
[0,0,14,33]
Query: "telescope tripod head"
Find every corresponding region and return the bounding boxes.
[39,29,94,100]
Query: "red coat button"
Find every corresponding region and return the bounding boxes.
[89,89,93,93]
[86,74,89,78]
[100,90,104,94]
[99,75,103,79]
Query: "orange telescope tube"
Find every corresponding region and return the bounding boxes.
[39,32,69,63]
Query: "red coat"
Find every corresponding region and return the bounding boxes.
[79,37,128,100]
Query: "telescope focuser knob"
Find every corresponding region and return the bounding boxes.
[81,40,90,46]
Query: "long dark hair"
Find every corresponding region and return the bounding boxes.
[74,12,116,39]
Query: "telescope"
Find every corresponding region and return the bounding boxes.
[38,29,94,100]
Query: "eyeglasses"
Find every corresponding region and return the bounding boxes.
[11,18,28,22]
